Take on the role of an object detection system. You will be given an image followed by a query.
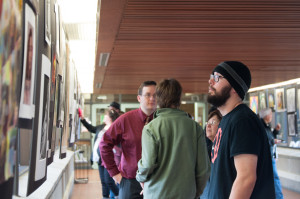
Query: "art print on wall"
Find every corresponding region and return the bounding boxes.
[286,87,296,113]
[34,55,51,181]
[0,0,22,192]
[19,4,36,119]
[45,0,51,45]
[259,91,267,110]
[288,113,296,136]
[249,95,258,114]
[268,92,275,109]
[275,88,285,111]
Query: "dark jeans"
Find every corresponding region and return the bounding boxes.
[119,177,143,199]
[99,165,119,197]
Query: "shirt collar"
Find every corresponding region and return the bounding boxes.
[138,108,154,123]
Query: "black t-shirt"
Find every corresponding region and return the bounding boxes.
[208,104,275,199]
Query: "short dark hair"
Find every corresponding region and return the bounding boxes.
[106,109,119,122]
[207,109,222,122]
[156,78,182,108]
[138,81,157,95]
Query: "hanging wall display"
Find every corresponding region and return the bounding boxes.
[268,89,275,109]
[286,87,296,113]
[288,113,297,136]
[19,3,36,120]
[35,54,51,181]
[276,111,288,142]
[275,88,285,111]
[249,95,258,114]
[44,0,51,45]
[0,0,22,197]
[259,91,267,110]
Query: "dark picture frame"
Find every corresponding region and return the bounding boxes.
[34,54,51,181]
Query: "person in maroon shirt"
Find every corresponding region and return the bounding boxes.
[100,81,157,199]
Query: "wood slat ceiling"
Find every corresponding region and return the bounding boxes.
[94,0,300,95]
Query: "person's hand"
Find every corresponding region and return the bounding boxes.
[275,123,281,131]
[140,182,144,195]
[78,108,83,118]
[112,173,122,184]
[274,139,282,144]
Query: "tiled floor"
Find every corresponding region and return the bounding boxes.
[70,169,300,199]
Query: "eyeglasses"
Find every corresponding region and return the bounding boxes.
[141,94,157,99]
[210,74,224,83]
[206,120,219,126]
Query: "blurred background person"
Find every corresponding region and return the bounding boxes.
[78,107,120,199]
[259,108,283,199]
[200,108,222,199]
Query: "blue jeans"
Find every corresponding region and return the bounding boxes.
[99,165,119,198]
[272,158,283,199]
[199,179,210,199]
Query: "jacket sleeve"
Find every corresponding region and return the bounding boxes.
[80,118,97,134]
[136,127,158,183]
[99,120,122,177]
[195,125,211,198]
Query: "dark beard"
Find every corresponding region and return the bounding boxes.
[207,85,232,107]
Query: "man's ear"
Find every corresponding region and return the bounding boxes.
[137,95,141,103]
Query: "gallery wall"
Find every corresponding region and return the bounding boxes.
[0,0,83,198]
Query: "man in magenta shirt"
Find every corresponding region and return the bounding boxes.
[100,81,157,199]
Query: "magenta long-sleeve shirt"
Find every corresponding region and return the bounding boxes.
[100,108,153,179]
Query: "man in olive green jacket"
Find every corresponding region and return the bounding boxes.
[136,78,210,199]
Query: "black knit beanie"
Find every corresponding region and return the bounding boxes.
[213,61,251,100]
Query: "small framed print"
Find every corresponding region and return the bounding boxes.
[19,4,37,120]
[45,0,51,45]
[275,88,285,111]
[286,87,296,113]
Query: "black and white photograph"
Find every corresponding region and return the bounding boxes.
[288,113,296,136]
[34,55,51,181]
[286,87,296,113]
[45,0,51,45]
[19,4,36,119]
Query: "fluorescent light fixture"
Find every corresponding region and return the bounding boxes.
[249,78,300,92]
[97,95,107,100]
[99,53,110,67]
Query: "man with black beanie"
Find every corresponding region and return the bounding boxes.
[207,61,275,198]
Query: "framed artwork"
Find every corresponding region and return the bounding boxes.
[268,90,275,109]
[275,111,288,142]
[275,88,285,111]
[0,0,22,195]
[259,91,267,110]
[19,4,36,119]
[286,87,296,113]
[287,113,297,136]
[34,55,51,181]
[44,0,51,45]
[249,95,258,114]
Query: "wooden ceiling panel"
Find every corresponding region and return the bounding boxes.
[94,0,300,95]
